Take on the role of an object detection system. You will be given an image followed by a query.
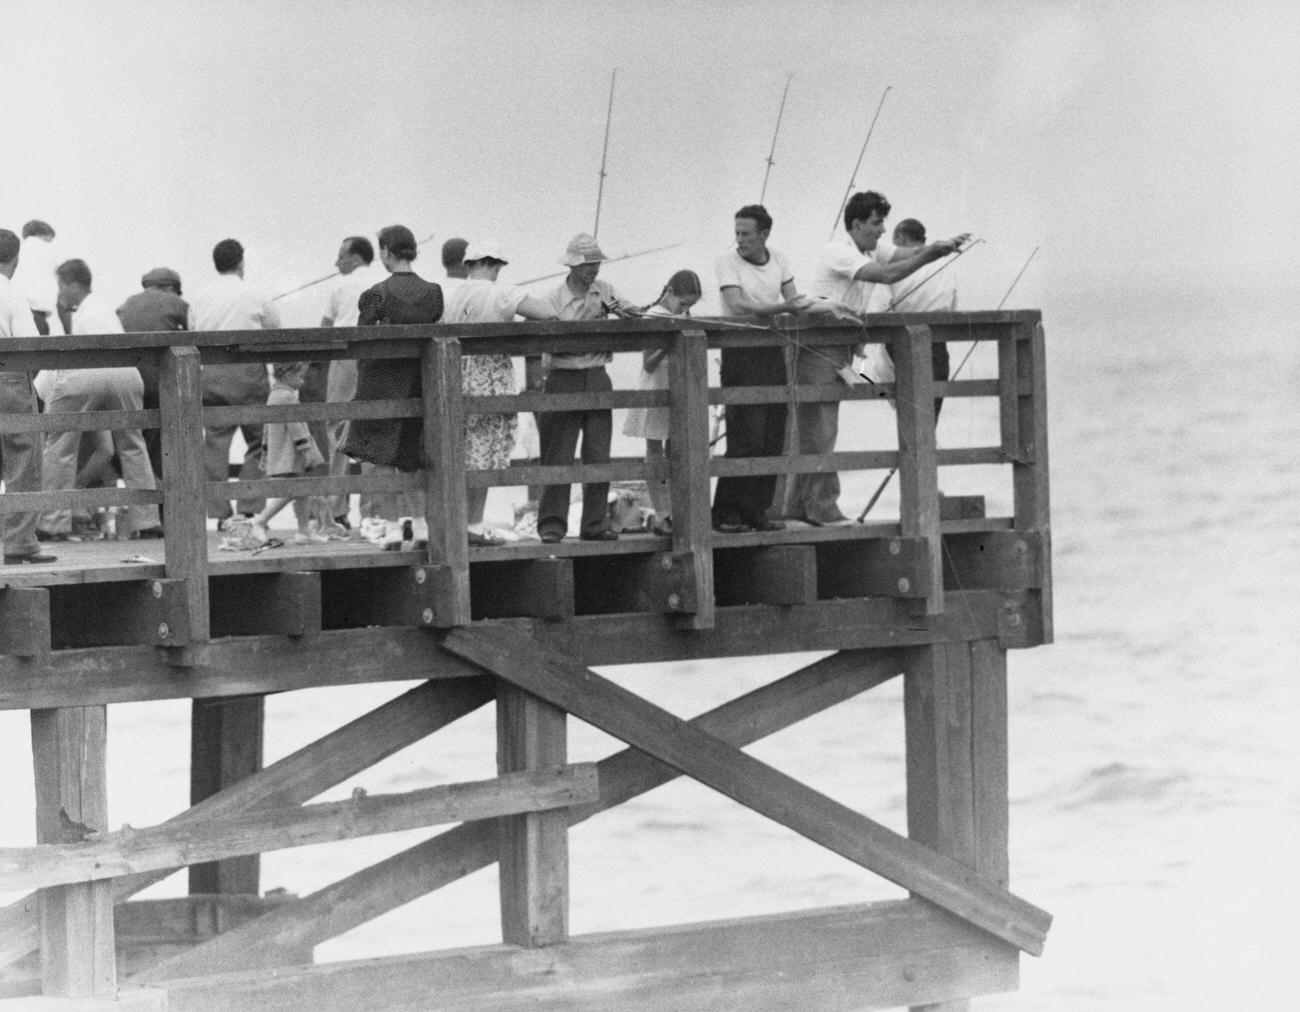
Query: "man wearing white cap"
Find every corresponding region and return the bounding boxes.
[535,233,632,543]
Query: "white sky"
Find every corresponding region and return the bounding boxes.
[3,0,1296,322]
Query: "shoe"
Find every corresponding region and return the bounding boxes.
[5,552,57,565]
[468,527,507,547]
[539,528,564,544]
[410,518,429,548]
[36,530,77,542]
[217,514,254,533]
[333,515,352,531]
[358,517,389,544]
[580,529,620,542]
[713,519,753,534]
[750,519,786,532]
[801,515,852,528]
[381,518,413,551]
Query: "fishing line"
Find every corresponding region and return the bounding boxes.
[272,232,438,301]
[949,246,1039,381]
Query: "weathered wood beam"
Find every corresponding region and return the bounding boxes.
[1013,321,1053,643]
[471,559,574,621]
[941,531,1045,592]
[208,573,321,638]
[572,553,700,616]
[712,546,817,607]
[816,537,932,601]
[667,328,715,630]
[497,689,570,946]
[131,650,900,980]
[47,580,196,650]
[147,900,1016,1011]
[189,697,264,896]
[422,337,471,626]
[31,706,116,997]
[0,587,50,659]
[444,627,1050,955]
[0,766,598,892]
[318,567,444,630]
[0,678,493,971]
[892,324,943,616]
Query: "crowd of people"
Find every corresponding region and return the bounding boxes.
[0,191,965,563]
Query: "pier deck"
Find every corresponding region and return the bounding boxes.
[1,311,1052,1010]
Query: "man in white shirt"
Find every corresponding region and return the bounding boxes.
[885,217,957,418]
[0,228,55,564]
[12,219,59,336]
[37,259,160,539]
[794,191,967,526]
[189,238,281,524]
[535,233,632,543]
[712,203,810,533]
[319,235,378,525]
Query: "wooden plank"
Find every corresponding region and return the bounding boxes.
[939,495,986,521]
[667,328,715,630]
[445,627,1051,955]
[970,641,1010,887]
[30,706,116,997]
[572,553,699,616]
[1,766,597,892]
[816,538,932,601]
[189,697,264,896]
[941,531,1044,592]
[497,688,570,946]
[891,325,943,615]
[319,566,443,630]
[470,559,574,621]
[208,572,321,638]
[1014,321,1053,643]
[0,679,495,972]
[421,338,471,626]
[132,650,901,980]
[0,587,49,659]
[148,900,1016,1012]
[712,546,816,607]
[158,346,210,643]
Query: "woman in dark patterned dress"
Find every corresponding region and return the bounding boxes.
[341,225,443,549]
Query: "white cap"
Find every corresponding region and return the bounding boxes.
[462,238,509,265]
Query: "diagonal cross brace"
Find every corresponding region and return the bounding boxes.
[443,626,1051,955]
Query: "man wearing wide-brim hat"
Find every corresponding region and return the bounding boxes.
[118,267,189,483]
[534,233,633,543]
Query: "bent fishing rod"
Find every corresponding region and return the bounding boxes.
[272,232,438,300]
[830,85,892,239]
[593,69,617,239]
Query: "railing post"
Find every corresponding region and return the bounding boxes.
[667,327,715,629]
[892,324,943,615]
[31,705,116,997]
[421,336,471,626]
[1012,320,1052,643]
[496,684,569,947]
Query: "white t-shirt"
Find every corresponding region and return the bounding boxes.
[888,259,958,313]
[189,273,281,331]
[0,273,39,339]
[808,232,895,315]
[322,267,378,328]
[35,290,125,398]
[11,237,59,316]
[443,278,526,323]
[715,247,793,309]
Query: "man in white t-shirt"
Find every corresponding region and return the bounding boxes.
[190,238,282,524]
[712,204,811,533]
[12,219,59,336]
[320,235,378,525]
[794,191,967,526]
[886,217,958,418]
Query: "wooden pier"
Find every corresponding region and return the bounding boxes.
[0,310,1053,1009]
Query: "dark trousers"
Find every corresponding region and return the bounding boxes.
[538,367,612,538]
[886,341,952,419]
[711,346,787,527]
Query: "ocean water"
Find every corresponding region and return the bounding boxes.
[1,294,1296,1009]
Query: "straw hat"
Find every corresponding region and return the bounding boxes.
[558,233,608,267]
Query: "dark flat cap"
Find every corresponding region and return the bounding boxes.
[141,267,182,293]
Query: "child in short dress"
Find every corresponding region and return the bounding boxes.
[621,270,702,535]
[251,361,327,544]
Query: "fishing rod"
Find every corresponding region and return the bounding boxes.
[272,232,437,300]
[830,85,892,239]
[882,237,984,311]
[759,73,794,205]
[515,241,683,286]
[949,245,1039,381]
[593,69,617,239]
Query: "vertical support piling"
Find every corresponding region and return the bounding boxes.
[31,705,116,997]
[496,685,569,947]
[1012,321,1053,643]
[904,639,1014,1011]
[893,324,943,615]
[422,335,471,627]
[189,698,265,895]
[667,327,715,629]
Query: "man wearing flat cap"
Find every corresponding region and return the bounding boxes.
[118,268,188,482]
[534,233,632,543]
